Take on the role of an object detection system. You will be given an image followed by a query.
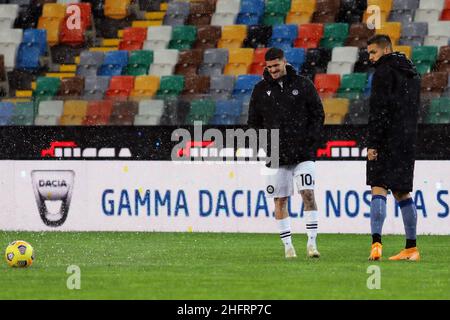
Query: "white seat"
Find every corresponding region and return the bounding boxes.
[134,115,161,125]
[153,49,179,65]
[34,115,60,126]
[0,29,23,44]
[146,26,172,49]
[424,36,449,48]
[428,22,450,37]
[0,44,19,68]
[143,40,169,50]
[418,0,444,10]
[38,100,64,117]
[414,9,441,23]
[138,100,165,116]
[215,0,241,14]
[0,4,19,29]
[331,46,359,63]
[149,64,175,76]
[327,62,354,76]
[211,13,237,26]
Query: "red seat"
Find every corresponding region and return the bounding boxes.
[249,48,268,75]
[59,16,86,46]
[83,100,113,125]
[314,74,340,98]
[66,2,92,29]
[105,76,135,100]
[295,24,324,49]
[119,27,147,51]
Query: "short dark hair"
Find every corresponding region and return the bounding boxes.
[367,34,393,50]
[265,47,284,61]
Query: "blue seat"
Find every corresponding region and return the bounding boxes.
[363,73,374,98]
[211,100,243,125]
[284,48,305,73]
[236,0,265,25]
[269,24,298,50]
[97,50,129,76]
[16,43,41,70]
[232,75,261,102]
[23,29,47,55]
[0,102,15,125]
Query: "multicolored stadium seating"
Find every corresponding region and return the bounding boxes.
[0,0,449,126]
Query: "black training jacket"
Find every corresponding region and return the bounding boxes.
[248,64,325,166]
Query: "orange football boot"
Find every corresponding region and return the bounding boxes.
[389,247,420,261]
[368,242,382,261]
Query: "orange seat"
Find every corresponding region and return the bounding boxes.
[119,27,147,50]
[42,3,67,18]
[249,48,269,75]
[218,25,247,49]
[83,100,113,125]
[314,74,340,98]
[105,76,135,100]
[295,23,324,48]
[104,0,131,20]
[130,75,160,100]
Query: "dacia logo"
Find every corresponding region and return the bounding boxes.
[39,180,68,188]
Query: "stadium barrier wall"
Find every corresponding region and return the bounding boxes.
[0,160,449,234]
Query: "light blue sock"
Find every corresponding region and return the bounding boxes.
[398,198,417,240]
[370,195,387,235]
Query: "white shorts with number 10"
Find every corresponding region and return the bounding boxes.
[264,161,316,198]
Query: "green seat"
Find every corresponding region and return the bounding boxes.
[337,73,367,99]
[426,98,450,123]
[11,102,35,125]
[186,99,216,124]
[169,26,197,50]
[263,0,290,26]
[320,23,349,49]
[156,75,185,99]
[412,46,438,74]
[415,62,433,75]
[124,50,153,76]
[33,77,61,98]
[426,113,450,124]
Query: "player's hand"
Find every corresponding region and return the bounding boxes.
[368,149,378,161]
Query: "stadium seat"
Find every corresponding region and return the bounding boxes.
[312,0,341,23]
[424,22,450,48]
[426,97,450,123]
[23,29,48,55]
[232,74,261,102]
[376,22,402,44]
[322,97,350,124]
[263,0,290,26]
[16,43,41,70]
[393,45,412,58]
[412,46,438,74]
[389,0,419,24]
[83,100,113,125]
[0,28,23,68]
[331,46,359,63]
[110,100,138,125]
[244,25,272,48]
[134,99,165,125]
[97,50,129,76]
[130,75,160,100]
[400,22,428,47]
[175,49,203,76]
[218,25,247,49]
[11,102,35,126]
[34,76,61,100]
[182,75,211,100]
[320,23,349,49]
[194,25,221,49]
[77,51,105,77]
[337,0,366,24]
[285,48,306,72]
[169,25,197,50]
[209,75,235,99]
[286,0,316,24]
[421,72,448,94]
[345,98,369,124]
[60,100,88,125]
[442,0,450,20]
[149,49,179,76]
[199,48,229,76]
[314,73,341,98]
[187,0,215,26]
[345,23,375,48]
[163,1,190,26]
[186,98,216,124]
[156,75,185,99]
[83,76,110,100]
[236,0,264,25]
[301,47,332,79]
[105,75,135,100]
[224,48,254,76]
[436,46,450,72]
[0,4,19,30]
[145,26,172,50]
[119,28,147,51]
[337,73,368,99]
[249,47,269,75]
[269,24,298,50]
[295,23,324,49]
[0,101,14,125]
[211,99,243,125]
[211,0,240,26]
[104,0,131,20]
[58,76,85,99]
[364,0,393,22]
[124,50,153,76]
[37,100,64,119]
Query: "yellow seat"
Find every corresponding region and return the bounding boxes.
[224,48,254,76]
[160,3,168,11]
[367,0,392,13]
[286,12,313,24]
[63,100,88,117]
[37,17,62,46]
[42,3,66,18]
[60,115,85,125]
[323,98,349,118]
[324,114,345,125]
[104,0,131,20]
[376,22,402,44]
[218,25,247,49]
[130,76,160,100]
[290,0,316,14]
[393,45,412,59]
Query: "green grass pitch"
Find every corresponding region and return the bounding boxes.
[1,232,449,300]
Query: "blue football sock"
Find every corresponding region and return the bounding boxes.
[370,195,387,237]
[398,198,417,241]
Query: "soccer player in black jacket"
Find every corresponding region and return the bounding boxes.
[248,48,325,259]
[366,35,421,261]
